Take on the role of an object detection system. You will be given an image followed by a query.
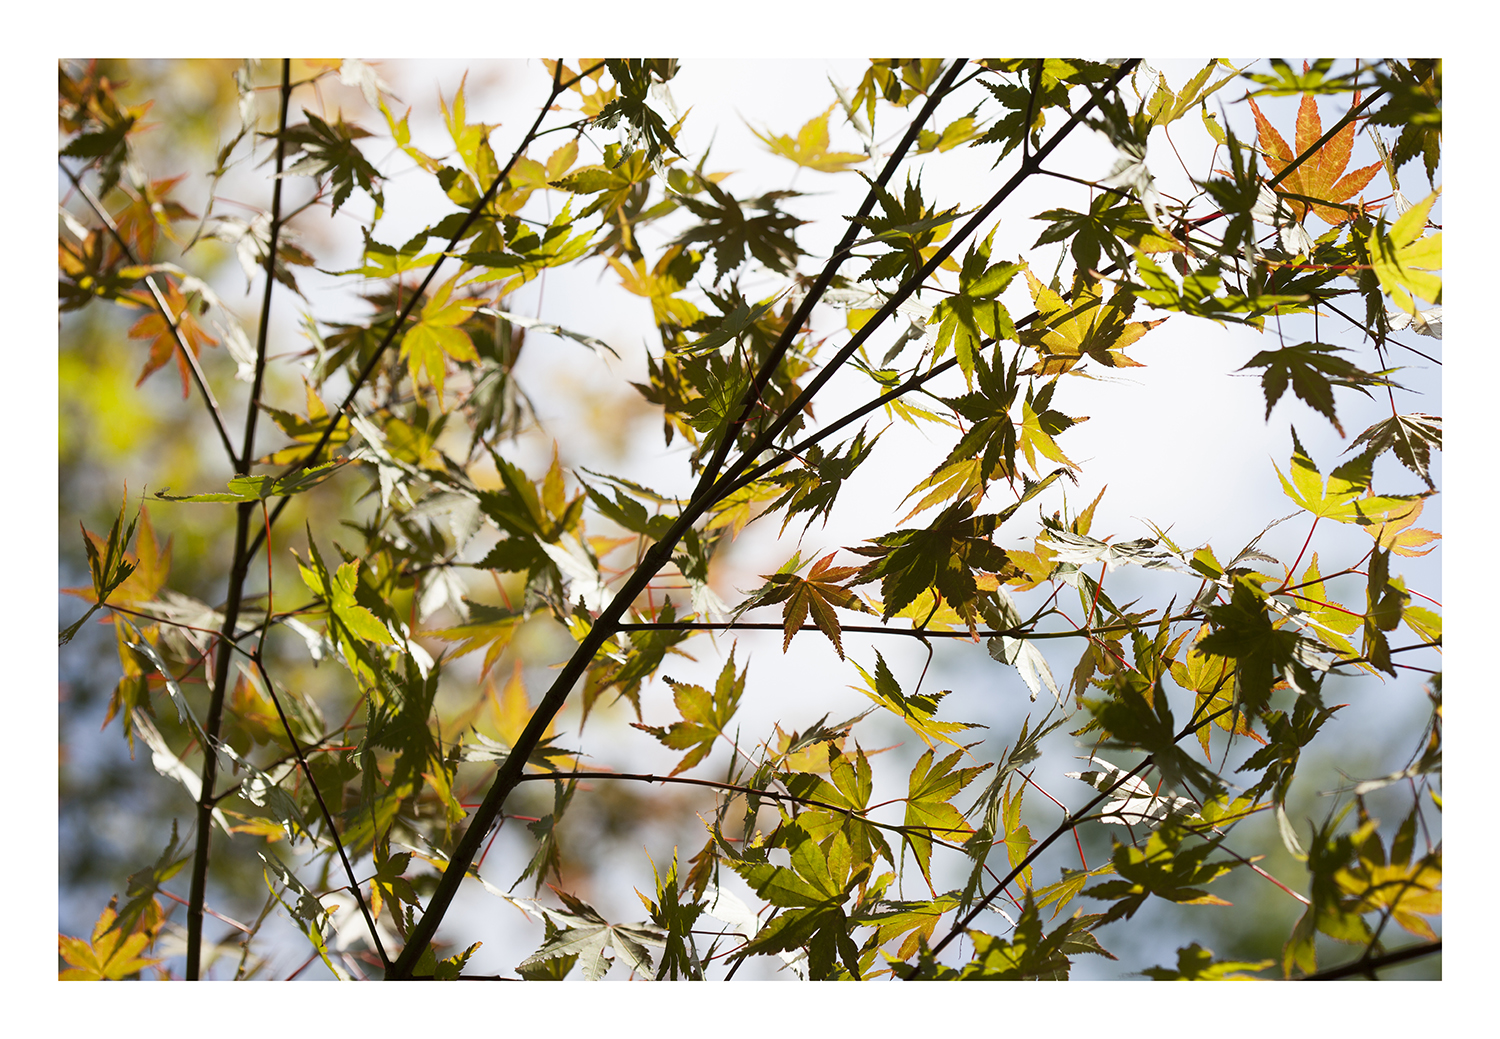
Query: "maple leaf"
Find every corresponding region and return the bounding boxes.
[732,824,870,979]
[1366,188,1442,316]
[1369,60,1441,185]
[1141,942,1274,981]
[752,552,870,660]
[1363,496,1439,558]
[770,427,880,534]
[853,173,965,285]
[606,245,705,330]
[784,744,893,876]
[331,228,443,280]
[295,535,395,676]
[1246,87,1382,226]
[1275,427,1425,526]
[112,174,196,260]
[127,278,219,397]
[631,649,746,775]
[399,274,478,399]
[751,103,867,173]
[1019,268,1160,375]
[903,747,989,890]
[1032,196,1183,278]
[927,229,1020,385]
[510,890,665,981]
[855,893,961,962]
[1347,412,1441,489]
[1169,627,1265,755]
[65,504,169,610]
[1240,341,1396,437]
[156,459,345,505]
[280,109,384,216]
[850,500,1012,626]
[258,380,351,466]
[429,600,522,680]
[59,490,141,645]
[1083,825,1237,925]
[674,178,804,284]
[59,899,162,980]
[850,651,980,752]
[1066,756,1197,827]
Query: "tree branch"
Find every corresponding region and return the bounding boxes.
[1299,939,1440,980]
[58,160,238,464]
[244,58,571,567]
[704,61,1141,508]
[688,58,970,502]
[387,61,1142,979]
[911,700,1238,973]
[186,59,292,981]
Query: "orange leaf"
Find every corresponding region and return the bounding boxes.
[1247,82,1382,226]
[127,279,218,397]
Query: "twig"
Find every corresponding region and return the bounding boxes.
[57,160,238,464]
[250,655,391,970]
[1300,939,1440,980]
[245,58,572,567]
[391,60,1146,980]
[186,59,292,982]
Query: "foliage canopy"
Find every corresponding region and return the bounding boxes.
[58,57,1441,982]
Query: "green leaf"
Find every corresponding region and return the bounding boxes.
[751,103,867,173]
[849,499,1012,628]
[1366,189,1441,315]
[280,109,383,216]
[674,179,804,284]
[903,747,989,889]
[60,490,138,644]
[1141,942,1274,980]
[1087,672,1223,798]
[1275,428,1425,525]
[927,229,1020,385]
[510,889,665,981]
[732,824,869,979]
[1240,342,1396,437]
[157,460,346,503]
[399,275,478,398]
[631,648,747,775]
[1082,823,1237,925]
[850,651,980,751]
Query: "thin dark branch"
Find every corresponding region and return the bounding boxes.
[58,160,238,464]
[186,59,292,981]
[250,654,390,970]
[614,614,1202,642]
[560,60,608,92]
[911,700,1238,974]
[706,61,1143,510]
[236,82,291,475]
[1323,299,1441,366]
[719,267,1133,504]
[688,58,970,502]
[245,58,571,566]
[1300,939,1441,981]
[515,770,969,849]
[387,61,1141,980]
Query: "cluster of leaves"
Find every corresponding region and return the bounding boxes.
[59,57,1439,983]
